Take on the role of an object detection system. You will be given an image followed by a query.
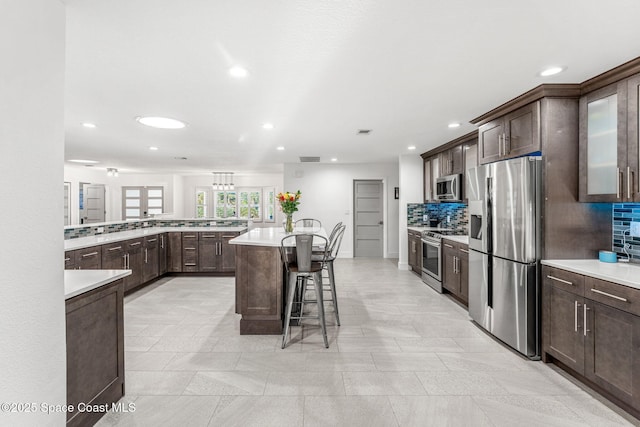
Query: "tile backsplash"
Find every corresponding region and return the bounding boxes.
[64,218,248,239]
[407,203,468,231]
[612,203,640,263]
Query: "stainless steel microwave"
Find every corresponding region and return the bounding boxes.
[436,174,462,201]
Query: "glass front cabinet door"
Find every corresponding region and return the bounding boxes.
[579,81,630,202]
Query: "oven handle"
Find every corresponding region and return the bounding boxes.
[421,239,440,247]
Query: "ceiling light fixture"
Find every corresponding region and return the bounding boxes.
[262,123,274,130]
[82,122,96,128]
[69,159,99,164]
[539,66,565,77]
[229,65,248,78]
[136,116,186,129]
[106,168,119,177]
[212,172,235,191]
[276,146,285,151]
[448,123,461,128]
[149,146,159,151]
[408,145,416,150]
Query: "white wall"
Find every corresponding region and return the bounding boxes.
[181,173,284,225]
[0,1,67,425]
[398,154,425,269]
[64,166,177,223]
[283,162,399,258]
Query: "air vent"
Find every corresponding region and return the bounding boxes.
[357,129,372,135]
[299,156,320,163]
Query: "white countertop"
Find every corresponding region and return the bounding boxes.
[442,235,469,245]
[65,227,247,251]
[64,269,132,299]
[407,226,456,232]
[229,227,327,247]
[542,259,640,290]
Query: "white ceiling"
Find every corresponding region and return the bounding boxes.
[63,0,640,175]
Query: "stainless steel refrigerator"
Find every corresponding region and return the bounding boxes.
[467,156,541,359]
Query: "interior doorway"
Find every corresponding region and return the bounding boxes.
[80,183,106,224]
[353,179,383,257]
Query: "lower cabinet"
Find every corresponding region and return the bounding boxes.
[199,231,240,272]
[441,239,468,305]
[66,279,124,427]
[65,247,102,270]
[407,230,422,275]
[101,239,144,293]
[167,232,182,272]
[158,233,168,275]
[543,265,640,416]
[182,232,199,272]
[142,235,159,283]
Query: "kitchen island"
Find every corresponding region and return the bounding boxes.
[65,269,131,427]
[230,227,326,335]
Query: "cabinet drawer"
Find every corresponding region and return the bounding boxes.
[199,232,219,239]
[542,266,584,296]
[182,233,199,241]
[585,277,640,316]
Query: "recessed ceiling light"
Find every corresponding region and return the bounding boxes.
[408,145,416,150]
[448,123,461,128]
[136,116,186,129]
[229,65,248,78]
[331,158,338,162]
[82,122,96,128]
[276,146,285,151]
[262,123,274,130]
[149,146,159,151]
[539,66,565,77]
[69,159,99,164]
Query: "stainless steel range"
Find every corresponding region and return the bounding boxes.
[421,229,465,293]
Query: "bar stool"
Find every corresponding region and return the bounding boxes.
[280,233,330,349]
[306,224,346,326]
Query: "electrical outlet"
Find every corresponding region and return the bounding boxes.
[210,221,217,226]
[143,222,149,227]
[631,221,640,237]
[96,226,104,233]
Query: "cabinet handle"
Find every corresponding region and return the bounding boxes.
[147,238,157,243]
[82,251,98,258]
[546,275,573,286]
[202,235,217,238]
[628,166,632,199]
[129,242,141,247]
[184,247,196,251]
[64,257,71,262]
[145,248,148,263]
[583,304,590,336]
[460,248,469,254]
[222,235,236,238]
[161,235,164,249]
[590,288,628,302]
[184,234,196,238]
[617,167,622,199]
[184,263,197,266]
[498,135,502,157]
[109,246,122,251]
[444,243,453,248]
[574,301,582,332]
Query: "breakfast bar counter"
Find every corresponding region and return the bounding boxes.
[229,227,325,334]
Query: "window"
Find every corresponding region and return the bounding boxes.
[122,186,164,219]
[195,186,275,222]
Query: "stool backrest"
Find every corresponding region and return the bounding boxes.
[328,222,343,242]
[294,218,322,230]
[280,233,328,273]
[328,225,346,259]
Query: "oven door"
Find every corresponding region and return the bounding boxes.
[421,238,441,281]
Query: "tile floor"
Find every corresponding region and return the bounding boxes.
[96,258,637,426]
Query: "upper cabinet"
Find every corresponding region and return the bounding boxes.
[579,62,640,202]
[478,102,541,164]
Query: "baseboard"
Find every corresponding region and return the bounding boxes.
[397,262,411,271]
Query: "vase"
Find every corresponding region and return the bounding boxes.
[284,214,294,233]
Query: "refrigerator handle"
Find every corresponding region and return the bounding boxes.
[487,255,493,308]
[486,176,493,254]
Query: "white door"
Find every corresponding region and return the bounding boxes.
[82,183,105,224]
[354,180,383,257]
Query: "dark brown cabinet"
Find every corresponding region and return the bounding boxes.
[167,232,182,272]
[158,233,168,275]
[101,238,144,293]
[65,246,102,270]
[182,233,199,272]
[441,239,468,305]
[142,235,159,283]
[579,75,640,202]
[478,102,540,165]
[438,145,463,176]
[66,278,124,427]
[198,231,240,272]
[407,230,422,275]
[543,265,640,416]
